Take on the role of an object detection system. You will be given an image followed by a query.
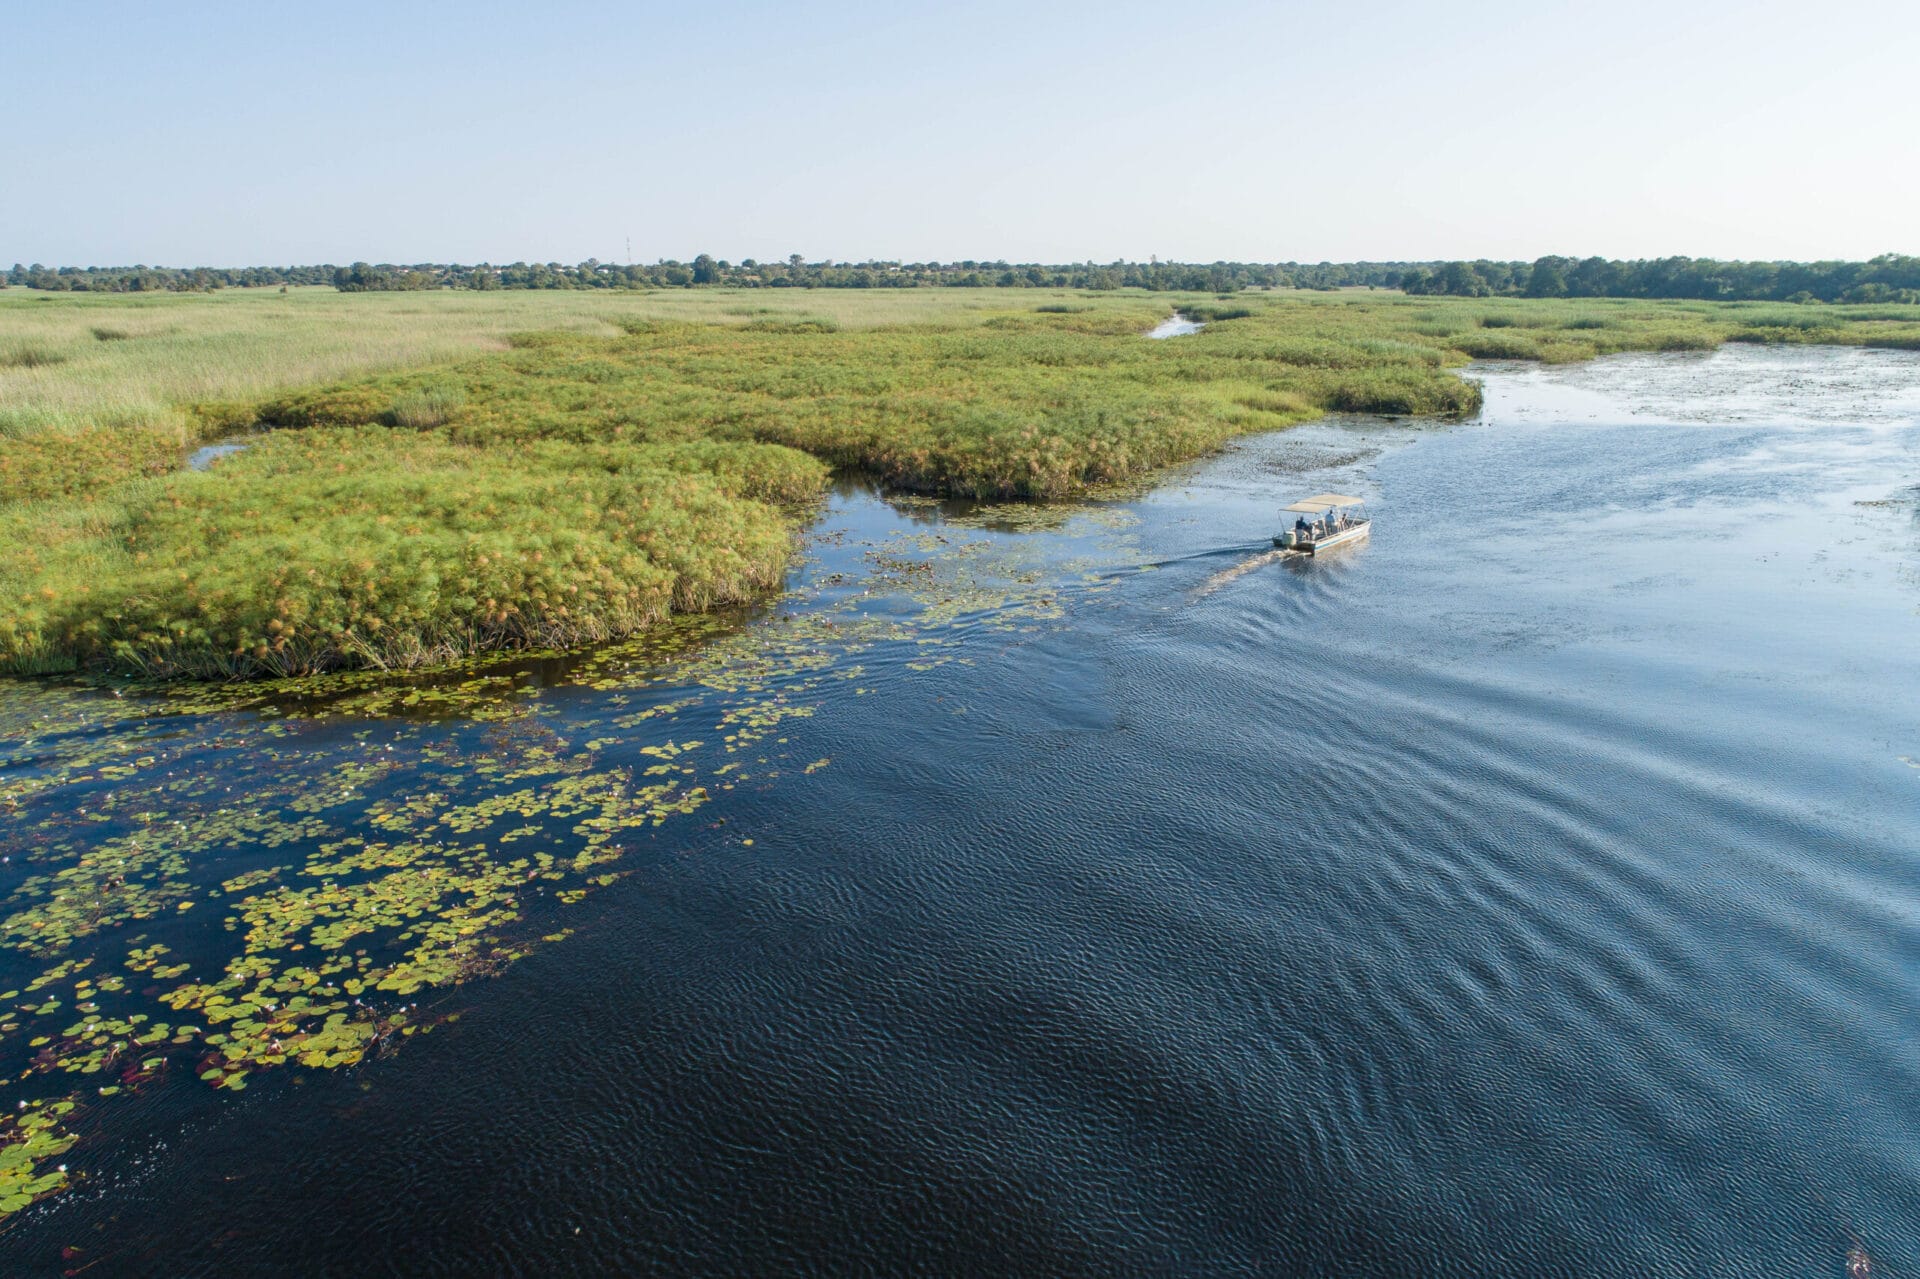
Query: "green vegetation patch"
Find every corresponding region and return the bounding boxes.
[255,301,1484,507]
[6,290,1917,680]
[0,344,69,370]
[1,430,817,678]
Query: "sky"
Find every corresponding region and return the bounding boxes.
[5,0,1916,267]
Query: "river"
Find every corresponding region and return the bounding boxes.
[2,344,1916,1275]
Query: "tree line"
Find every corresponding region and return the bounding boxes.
[5,258,1370,294]
[6,255,1917,303]
[5,263,338,292]
[1399,255,1920,304]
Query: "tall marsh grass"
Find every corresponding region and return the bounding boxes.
[0,429,820,679]
[0,343,68,369]
[5,286,1917,678]
[390,385,467,429]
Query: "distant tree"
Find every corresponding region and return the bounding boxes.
[1427,262,1488,296]
[1526,259,1568,297]
[1840,282,1919,303]
[332,262,435,291]
[1474,260,1513,293]
[14,252,1920,301]
[334,262,385,291]
[1566,256,1621,297]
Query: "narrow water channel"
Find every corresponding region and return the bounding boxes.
[1146,312,1204,338]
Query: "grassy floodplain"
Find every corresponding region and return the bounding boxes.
[3,286,1917,679]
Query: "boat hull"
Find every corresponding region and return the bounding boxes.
[1273,521,1371,554]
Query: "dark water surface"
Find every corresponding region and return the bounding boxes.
[4,346,1917,1275]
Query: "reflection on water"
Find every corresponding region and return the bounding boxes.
[184,441,249,471]
[4,345,1919,1276]
[1146,312,1204,339]
[1473,342,1920,426]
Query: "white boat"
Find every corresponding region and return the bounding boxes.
[1273,494,1370,554]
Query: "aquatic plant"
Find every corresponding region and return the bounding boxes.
[0,1101,76,1214]
[1446,330,1543,360]
[5,288,1916,678]
[0,426,181,501]
[1179,304,1254,322]
[0,427,817,678]
[0,502,1102,1220]
[388,384,466,429]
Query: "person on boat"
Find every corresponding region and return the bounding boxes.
[1295,515,1310,537]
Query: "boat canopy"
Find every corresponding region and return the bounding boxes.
[1283,494,1367,514]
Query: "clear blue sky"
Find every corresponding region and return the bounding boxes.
[5,0,1915,266]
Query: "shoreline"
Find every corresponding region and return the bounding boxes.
[5,292,1917,682]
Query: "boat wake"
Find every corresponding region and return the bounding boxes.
[1191,546,1292,599]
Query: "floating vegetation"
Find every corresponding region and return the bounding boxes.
[0,1100,76,1214]
[0,487,1138,1219]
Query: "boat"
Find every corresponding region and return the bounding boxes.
[1273,494,1370,554]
